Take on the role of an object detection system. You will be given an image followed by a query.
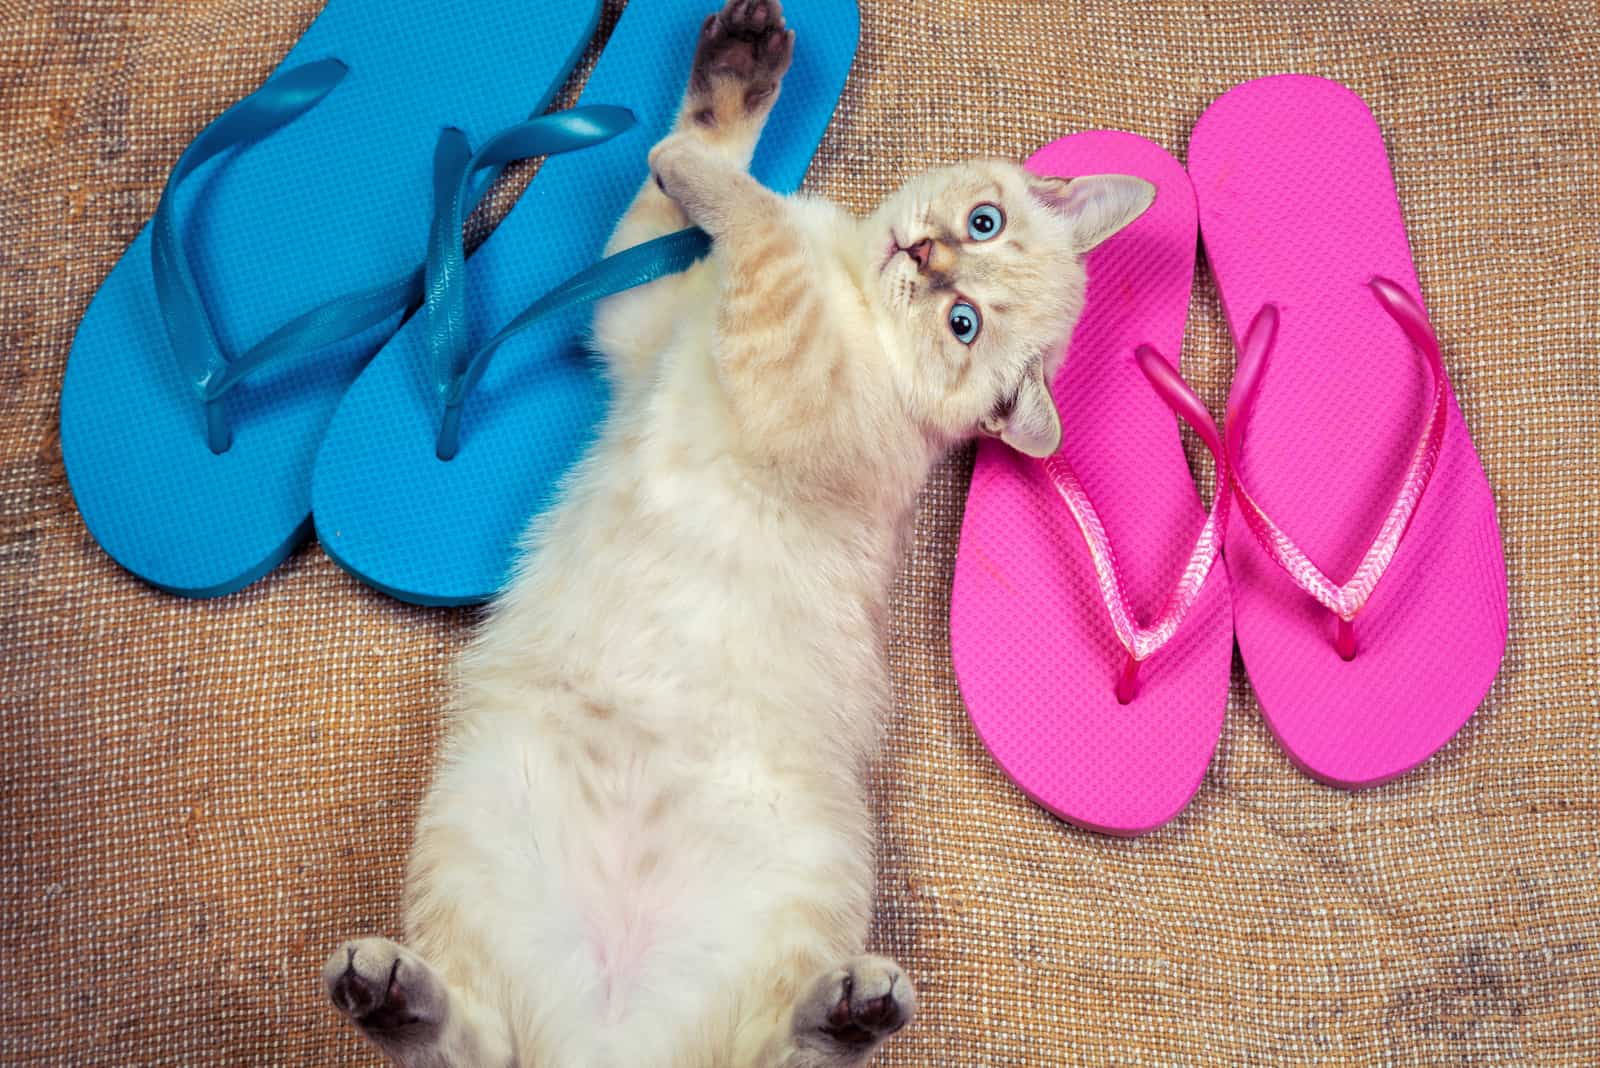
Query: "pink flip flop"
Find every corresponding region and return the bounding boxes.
[950,131,1233,837]
[1188,75,1508,789]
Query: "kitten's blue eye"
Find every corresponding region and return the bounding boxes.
[967,203,1004,241]
[949,302,981,345]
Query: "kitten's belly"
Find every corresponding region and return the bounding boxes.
[408,694,871,1053]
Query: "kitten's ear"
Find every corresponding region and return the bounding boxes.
[1029,174,1156,253]
[980,359,1061,458]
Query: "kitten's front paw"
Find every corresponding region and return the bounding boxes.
[797,955,916,1052]
[690,0,795,126]
[649,134,714,208]
[323,937,446,1039]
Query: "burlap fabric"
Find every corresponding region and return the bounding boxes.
[3,1,1597,1063]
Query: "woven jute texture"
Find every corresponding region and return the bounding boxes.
[3,1,1598,1064]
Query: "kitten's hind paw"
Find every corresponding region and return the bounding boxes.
[689,0,795,128]
[795,955,916,1056]
[323,937,446,1040]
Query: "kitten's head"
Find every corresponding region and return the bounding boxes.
[865,161,1154,457]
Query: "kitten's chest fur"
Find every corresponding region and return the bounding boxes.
[477,396,901,767]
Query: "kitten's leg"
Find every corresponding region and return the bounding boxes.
[777,956,917,1067]
[649,128,843,465]
[323,937,513,1068]
[648,130,783,246]
[612,0,793,247]
[591,0,794,380]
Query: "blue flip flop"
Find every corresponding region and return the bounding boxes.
[61,0,611,598]
[311,0,860,606]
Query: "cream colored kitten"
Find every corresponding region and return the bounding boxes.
[324,2,1151,1065]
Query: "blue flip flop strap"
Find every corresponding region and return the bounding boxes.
[425,111,712,460]
[210,265,427,397]
[433,226,711,461]
[248,112,629,386]
[151,58,361,453]
[424,107,640,445]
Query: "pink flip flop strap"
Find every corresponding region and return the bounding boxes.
[1225,278,1449,657]
[1040,346,1229,699]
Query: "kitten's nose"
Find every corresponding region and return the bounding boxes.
[904,238,932,271]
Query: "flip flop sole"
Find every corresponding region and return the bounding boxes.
[62,0,601,597]
[951,132,1233,837]
[311,0,860,606]
[1189,75,1508,788]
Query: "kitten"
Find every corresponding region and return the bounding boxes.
[323,2,1152,1065]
